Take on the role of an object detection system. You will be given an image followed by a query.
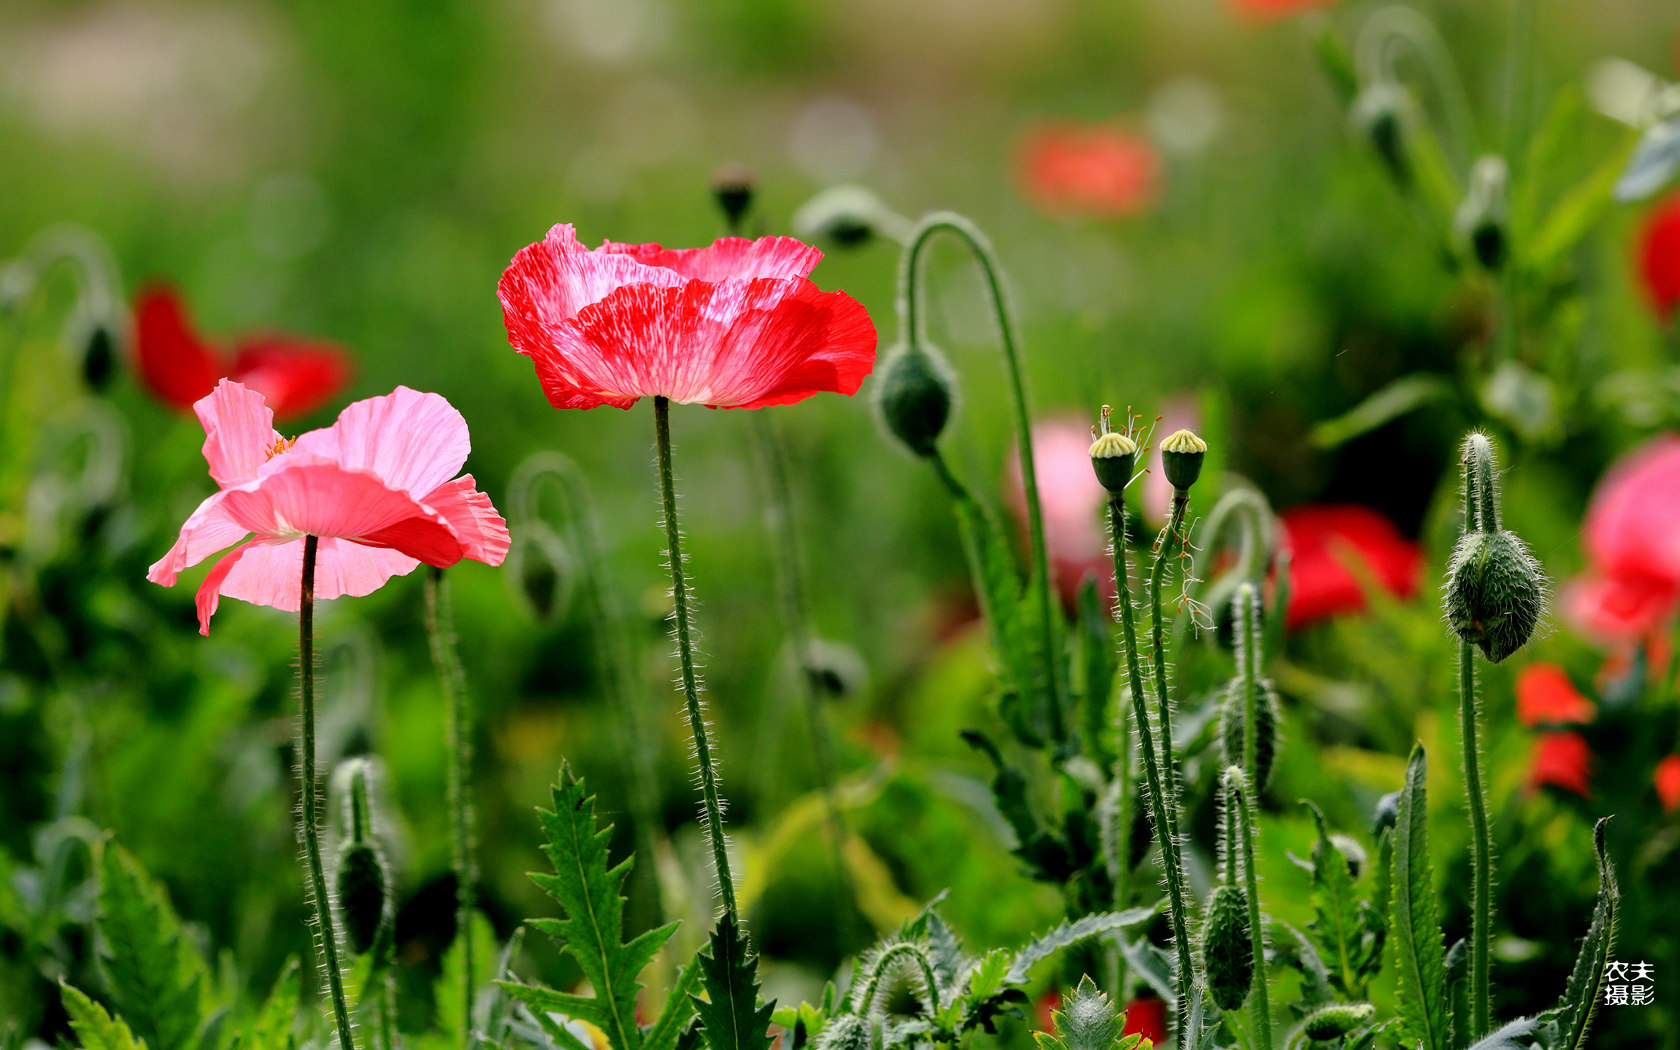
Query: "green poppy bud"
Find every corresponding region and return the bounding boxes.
[711,164,756,233]
[1352,82,1409,184]
[1088,405,1137,494]
[1203,883,1254,1011]
[1455,155,1508,272]
[874,343,954,457]
[1327,833,1367,881]
[1159,428,1207,492]
[1300,1002,1375,1041]
[792,185,902,248]
[1443,528,1545,663]
[508,522,574,623]
[81,322,116,391]
[815,1014,868,1050]
[1220,678,1281,793]
[1372,789,1400,837]
[335,841,389,955]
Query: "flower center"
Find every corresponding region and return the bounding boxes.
[266,435,296,460]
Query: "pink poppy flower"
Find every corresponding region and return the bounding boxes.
[1637,190,1680,320]
[1529,731,1592,798]
[1016,122,1160,220]
[1514,663,1596,728]
[497,225,876,410]
[1562,435,1680,643]
[1006,420,1113,608]
[149,380,509,634]
[1278,504,1423,630]
[134,285,352,420]
[1656,755,1680,813]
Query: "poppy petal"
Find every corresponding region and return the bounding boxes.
[601,235,824,282]
[148,491,251,586]
[197,535,422,633]
[193,379,282,488]
[292,386,471,499]
[421,474,511,566]
[134,286,222,412]
[229,336,352,420]
[217,461,462,564]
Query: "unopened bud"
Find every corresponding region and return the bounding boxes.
[1372,790,1401,837]
[509,523,574,623]
[711,164,756,233]
[1220,678,1281,793]
[815,1014,868,1050]
[1326,833,1367,881]
[1352,83,1409,185]
[333,758,390,956]
[1300,1002,1375,1041]
[792,185,900,248]
[1159,428,1207,492]
[1088,406,1137,494]
[1444,529,1545,662]
[874,343,954,457]
[1202,883,1254,1011]
[81,322,116,391]
[1455,155,1508,271]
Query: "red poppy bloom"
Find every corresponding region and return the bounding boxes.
[1122,997,1167,1045]
[1016,123,1160,220]
[1277,505,1423,630]
[1006,420,1113,608]
[1514,664,1596,728]
[1228,0,1337,20]
[1656,755,1680,813]
[133,285,351,420]
[497,225,876,410]
[1637,190,1680,320]
[1563,435,1680,643]
[1530,731,1592,798]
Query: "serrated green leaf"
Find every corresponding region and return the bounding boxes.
[946,488,1030,696]
[691,913,773,1050]
[645,954,704,1050]
[526,766,679,1050]
[1047,977,1122,1050]
[1466,1016,1541,1050]
[1302,801,1362,996]
[246,960,299,1050]
[1117,938,1174,1003]
[1005,909,1158,986]
[1269,921,1333,1009]
[62,984,148,1050]
[1553,818,1618,1050]
[1389,746,1448,1050]
[498,981,617,1033]
[96,844,208,1050]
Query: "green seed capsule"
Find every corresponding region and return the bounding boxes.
[1220,677,1281,793]
[334,841,389,955]
[1443,529,1545,663]
[1088,416,1137,495]
[1203,883,1254,1011]
[875,343,955,458]
[1300,1002,1376,1041]
[1159,429,1207,492]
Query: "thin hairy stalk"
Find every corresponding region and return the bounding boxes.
[1147,494,1191,855]
[425,567,477,1038]
[901,213,1064,742]
[750,412,855,932]
[1239,588,1261,802]
[1107,497,1198,1044]
[654,395,738,921]
[855,943,942,1016]
[298,535,356,1050]
[1229,773,1273,1050]
[1461,639,1492,1037]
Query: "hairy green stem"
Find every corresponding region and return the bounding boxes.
[654,395,738,921]
[1107,497,1198,1044]
[425,567,477,1039]
[1461,639,1492,1038]
[1147,494,1191,859]
[901,213,1064,743]
[299,536,356,1050]
[855,942,942,1016]
[1227,772,1272,1050]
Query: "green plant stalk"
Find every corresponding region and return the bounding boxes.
[654,395,738,921]
[855,942,942,1016]
[298,535,356,1050]
[1229,773,1272,1050]
[901,213,1064,743]
[1461,638,1492,1038]
[425,567,477,1039]
[1147,493,1191,860]
[1240,590,1260,802]
[1107,496,1198,1044]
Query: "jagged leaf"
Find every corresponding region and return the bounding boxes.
[961,731,1071,877]
[1034,976,1126,1050]
[62,984,148,1050]
[1270,921,1333,1008]
[691,912,774,1050]
[95,844,207,1050]
[1302,801,1362,995]
[1389,746,1447,1050]
[1117,938,1175,1003]
[1553,817,1619,1050]
[1006,908,1158,985]
[1466,1016,1541,1050]
[645,954,705,1050]
[246,959,299,1050]
[946,489,1032,702]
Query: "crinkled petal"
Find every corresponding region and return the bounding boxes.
[291,386,469,498]
[196,536,421,634]
[498,224,685,345]
[134,285,222,412]
[600,236,824,282]
[194,379,281,487]
[148,490,250,585]
[421,474,510,566]
[229,336,352,420]
[218,461,463,566]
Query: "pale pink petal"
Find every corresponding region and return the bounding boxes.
[421,475,511,566]
[195,537,276,635]
[291,387,470,498]
[194,379,281,487]
[1561,569,1680,643]
[148,491,251,585]
[498,224,684,343]
[1584,435,1680,580]
[218,461,462,566]
[600,236,824,282]
[198,536,422,632]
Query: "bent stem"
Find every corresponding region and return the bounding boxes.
[653,395,738,922]
[298,535,356,1050]
[1106,496,1198,1044]
[901,213,1064,744]
[425,567,477,1038]
[1226,770,1272,1050]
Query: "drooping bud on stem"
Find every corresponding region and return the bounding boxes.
[1455,155,1508,272]
[1352,82,1410,185]
[791,185,911,247]
[1088,405,1138,495]
[874,342,955,457]
[333,758,391,957]
[1443,433,1545,663]
[711,163,756,234]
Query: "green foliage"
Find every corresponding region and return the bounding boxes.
[1388,746,1448,1050]
[61,983,147,1050]
[691,913,775,1050]
[1033,977,1150,1050]
[94,843,209,1050]
[1548,818,1619,1050]
[1302,801,1381,997]
[245,961,300,1050]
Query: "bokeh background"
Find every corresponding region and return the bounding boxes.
[5,0,1680,1045]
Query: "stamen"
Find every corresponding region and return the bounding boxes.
[266,435,296,460]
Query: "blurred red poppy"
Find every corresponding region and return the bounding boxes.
[1007,419,1113,609]
[1637,190,1680,320]
[1228,0,1337,20]
[1123,997,1167,1045]
[1530,731,1592,798]
[1562,435,1680,643]
[1016,122,1160,220]
[1277,504,1423,630]
[1514,663,1596,728]
[133,285,351,420]
[1656,755,1680,813]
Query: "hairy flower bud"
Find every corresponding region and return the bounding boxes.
[711,164,756,232]
[1352,82,1409,184]
[874,343,954,457]
[1202,883,1254,1011]
[1159,428,1207,492]
[1444,529,1545,662]
[792,185,899,248]
[1220,678,1281,793]
[1455,155,1509,272]
[1372,789,1401,837]
[1326,833,1367,881]
[334,841,390,955]
[1300,1002,1376,1041]
[1088,405,1137,494]
[81,322,117,391]
[508,523,574,623]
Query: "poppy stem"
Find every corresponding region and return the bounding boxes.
[298,535,356,1050]
[1105,496,1198,1046]
[1146,493,1191,878]
[1458,439,1495,1038]
[1233,594,1274,1050]
[654,395,738,922]
[1226,769,1273,1050]
[424,566,477,1041]
[900,213,1065,746]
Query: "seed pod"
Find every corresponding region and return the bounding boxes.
[1300,1002,1376,1041]
[874,343,955,457]
[1202,883,1254,1011]
[1443,529,1545,663]
[1220,677,1281,793]
[1088,406,1137,495]
[334,840,389,955]
[1159,429,1207,492]
[1455,155,1509,272]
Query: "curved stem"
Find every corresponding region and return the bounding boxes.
[1461,639,1492,1039]
[855,942,943,1017]
[1107,497,1198,1044]
[425,567,477,1040]
[901,213,1063,744]
[654,395,738,921]
[1355,6,1477,176]
[298,535,356,1050]
[1229,773,1273,1050]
